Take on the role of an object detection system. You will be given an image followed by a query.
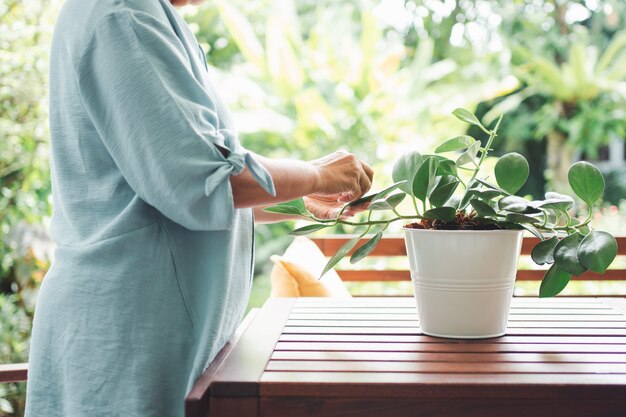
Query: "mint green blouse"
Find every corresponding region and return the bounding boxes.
[25,1,274,416]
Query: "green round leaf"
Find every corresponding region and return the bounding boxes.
[554,233,587,276]
[392,152,423,194]
[350,232,383,264]
[539,264,571,298]
[535,192,574,211]
[412,157,439,202]
[505,213,541,224]
[568,161,605,206]
[495,152,529,194]
[434,135,477,153]
[369,193,405,210]
[531,236,558,265]
[434,157,458,177]
[577,231,618,273]
[423,206,456,221]
[386,193,406,208]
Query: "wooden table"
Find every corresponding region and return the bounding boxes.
[185,297,626,417]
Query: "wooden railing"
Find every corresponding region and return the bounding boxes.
[311,236,626,287]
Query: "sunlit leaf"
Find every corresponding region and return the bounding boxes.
[321,236,360,277]
[495,152,529,194]
[568,162,605,206]
[291,224,329,236]
[435,135,477,153]
[452,108,486,131]
[263,198,308,216]
[392,152,423,195]
[350,232,383,264]
[412,157,439,202]
[423,206,456,221]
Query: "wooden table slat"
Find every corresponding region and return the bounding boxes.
[265,359,626,374]
[278,334,626,344]
[270,350,626,364]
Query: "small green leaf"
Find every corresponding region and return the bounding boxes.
[350,232,383,264]
[475,179,511,196]
[429,176,459,207]
[498,196,541,214]
[456,141,481,167]
[412,157,439,202]
[495,152,529,194]
[369,193,405,211]
[392,152,423,194]
[520,223,544,240]
[473,190,502,201]
[321,236,360,277]
[554,233,587,276]
[435,135,477,153]
[291,224,329,236]
[470,199,496,217]
[531,236,558,265]
[505,213,542,224]
[539,264,571,298]
[568,161,605,206]
[263,198,308,216]
[535,192,574,211]
[452,108,485,130]
[434,157,458,177]
[386,193,406,207]
[423,206,456,221]
[577,231,618,273]
[347,181,407,208]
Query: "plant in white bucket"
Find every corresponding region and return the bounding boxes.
[265,109,618,339]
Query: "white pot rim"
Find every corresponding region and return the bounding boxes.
[403,227,523,235]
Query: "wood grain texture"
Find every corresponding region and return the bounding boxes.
[0,363,27,383]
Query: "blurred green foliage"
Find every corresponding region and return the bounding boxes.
[1,0,626,415]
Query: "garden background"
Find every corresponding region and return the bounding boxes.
[1,0,626,414]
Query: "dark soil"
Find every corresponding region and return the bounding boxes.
[406,211,504,231]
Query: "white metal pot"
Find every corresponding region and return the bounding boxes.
[404,228,523,339]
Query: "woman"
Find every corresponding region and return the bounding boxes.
[25,0,373,416]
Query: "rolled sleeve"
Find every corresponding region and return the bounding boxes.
[75,10,274,231]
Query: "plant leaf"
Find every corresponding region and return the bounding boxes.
[350,232,383,264]
[505,213,542,224]
[369,193,405,211]
[321,236,361,277]
[412,157,439,202]
[568,161,605,206]
[577,231,618,273]
[494,152,529,194]
[554,233,587,276]
[498,196,541,214]
[452,108,485,130]
[531,236,558,265]
[470,199,496,217]
[429,176,459,207]
[474,190,502,201]
[534,192,575,211]
[423,206,456,221]
[434,156,458,177]
[435,135,477,153]
[349,180,407,208]
[264,198,308,216]
[392,152,423,194]
[539,264,571,298]
[386,193,406,207]
[291,224,329,236]
[475,179,511,196]
[456,141,481,167]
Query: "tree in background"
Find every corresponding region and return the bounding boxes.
[482,0,626,193]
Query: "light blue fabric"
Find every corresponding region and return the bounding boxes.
[25,1,274,416]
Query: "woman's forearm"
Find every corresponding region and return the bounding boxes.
[231,154,320,209]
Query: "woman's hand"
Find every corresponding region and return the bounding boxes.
[311,151,374,203]
[304,194,371,220]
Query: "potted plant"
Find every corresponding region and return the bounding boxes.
[265,109,618,339]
